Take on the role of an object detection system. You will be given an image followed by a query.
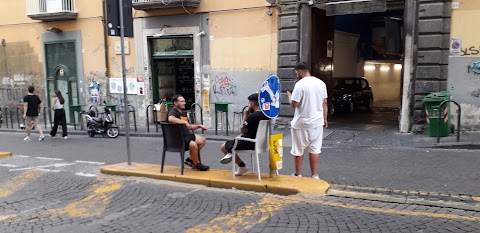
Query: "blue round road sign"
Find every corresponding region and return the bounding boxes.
[259,75,281,118]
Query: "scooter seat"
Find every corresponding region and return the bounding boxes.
[92,117,103,122]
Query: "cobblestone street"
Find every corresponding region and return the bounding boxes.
[0,155,479,233]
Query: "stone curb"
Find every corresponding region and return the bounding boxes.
[327,186,480,211]
[100,162,330,197]
[0,128,234,142]
[0,152,12,157]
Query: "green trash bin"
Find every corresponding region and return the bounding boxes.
[423,91,452,137]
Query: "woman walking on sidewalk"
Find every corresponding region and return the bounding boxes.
[50,90,68,139]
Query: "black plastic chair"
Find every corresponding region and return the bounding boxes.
[160,122,202,175]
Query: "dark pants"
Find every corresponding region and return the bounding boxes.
[225,139,255,153]
[50,109,67,137]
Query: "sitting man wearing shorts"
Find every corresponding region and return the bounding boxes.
[219,93,269,175]
[166,94,209,171]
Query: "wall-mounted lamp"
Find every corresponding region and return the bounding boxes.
[46,27,62,33]
[364,64,375,71]
[394,64,403,70]
[196,31,206,37]
[380,66,390,72]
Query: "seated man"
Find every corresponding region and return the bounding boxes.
[219,93,269,175]
[166,94,209,171]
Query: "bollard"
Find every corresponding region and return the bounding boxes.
[43,106,48,130]
[146,104,153,132]
[16,107,23,128]
[153,105,159,133]
[4,107,9,128]
[9,107,14,128]
[190,103,204,134]
[128,104,137,132]
[437,100,461,143]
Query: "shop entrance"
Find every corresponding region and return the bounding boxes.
[150,36,195,110]
[45,42,79,124]
[311,2,405,127]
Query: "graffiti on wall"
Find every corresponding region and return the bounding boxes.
[467,61,480,75]
[471,89,480,98]
[110,57,135,76]
[211,73,238,100]
[461,46,480,56]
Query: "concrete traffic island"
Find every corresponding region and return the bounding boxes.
[100,163,330,196]
[0,152,12,157]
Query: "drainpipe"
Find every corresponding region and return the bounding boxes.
[102,0,109,78]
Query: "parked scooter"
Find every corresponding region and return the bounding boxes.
[85,105,119,138]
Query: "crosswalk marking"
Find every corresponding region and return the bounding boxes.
[186,197,298,233]
[35,157,63,161]
[46,178,122,218]
[0,170,43,197]
[75,160,106,165]
[0,163,18,168]
[75,172,97,177]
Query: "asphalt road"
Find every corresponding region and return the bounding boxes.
[1,131,479,197]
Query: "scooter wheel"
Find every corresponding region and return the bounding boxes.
[107,128,119,138]
[87,126,95,138]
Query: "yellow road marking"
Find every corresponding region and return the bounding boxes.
[308,199,480,222]
[0,214,16,221]
[0,170,43,197]
[47,178,122,218]
[186,197,298,233]
[473,197,480,202]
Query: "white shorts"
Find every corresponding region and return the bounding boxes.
[290,126,324,156]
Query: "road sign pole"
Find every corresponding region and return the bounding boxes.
[118,0,131,165]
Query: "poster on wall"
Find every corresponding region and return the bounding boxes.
[126,78,137,95]
[89,81,101,106]
[201,73,211,128]
[450,38,462,56]
[109,78,124,94]
[137,82,145,95]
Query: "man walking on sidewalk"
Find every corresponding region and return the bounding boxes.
[23,85,45,141]
[287,62,328,179]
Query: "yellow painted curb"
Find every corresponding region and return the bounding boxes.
[100,162,330,196]
[0,152,12,157]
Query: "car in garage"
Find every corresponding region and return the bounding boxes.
[332,77,373,113]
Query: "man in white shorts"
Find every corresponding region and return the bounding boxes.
[287,62,328,179]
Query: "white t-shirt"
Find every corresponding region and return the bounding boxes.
[290,76,328,129]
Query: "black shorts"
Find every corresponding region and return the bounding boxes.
[225,139,255,153]
[184,134,196,151]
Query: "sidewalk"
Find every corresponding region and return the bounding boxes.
[2,120,479,148]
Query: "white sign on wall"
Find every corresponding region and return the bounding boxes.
[450,38,462,57]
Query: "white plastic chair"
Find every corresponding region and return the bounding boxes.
[231,120,270,182]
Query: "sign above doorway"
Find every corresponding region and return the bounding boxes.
[325,0,386,16]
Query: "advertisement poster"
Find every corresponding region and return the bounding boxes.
[89,81,100,106]
[201,73,211,128]
[269,134,283,170]
[109,78,123,94]
[137,82,145,95]
[126,78,137,95]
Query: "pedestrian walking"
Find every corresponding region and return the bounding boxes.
[23,85,45,141]
[166,94,210,171]
[49,90,68,139]
[287,62,328,179]
[219,93,269,176]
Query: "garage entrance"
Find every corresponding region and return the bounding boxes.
[310,1,405,127]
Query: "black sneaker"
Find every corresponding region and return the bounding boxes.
[194,163,210,171]
[184,158,195,168]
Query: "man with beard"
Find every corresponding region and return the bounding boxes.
[287,62,328,179]
[166,94,210,171]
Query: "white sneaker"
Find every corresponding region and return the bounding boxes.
[24,136,31,141]
[220,153,233,164]
[312,174,320,180]
[62,136,68,140]
[39,135,45,141]
[234,166,249,176]
[291,173,302,177]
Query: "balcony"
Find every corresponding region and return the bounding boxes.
[27,0,77,21]
[132,0,200,11]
